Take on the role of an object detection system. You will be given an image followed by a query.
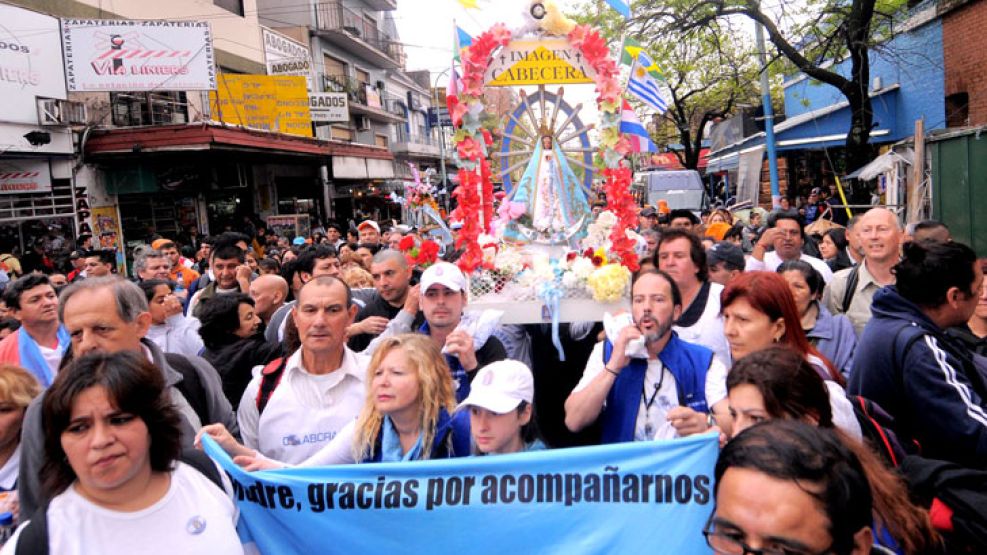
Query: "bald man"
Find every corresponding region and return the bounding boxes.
[823,208,903,335]
[249,274,288,325]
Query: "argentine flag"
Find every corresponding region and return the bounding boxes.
[605,0,631,18]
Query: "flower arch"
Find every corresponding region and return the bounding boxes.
[447,23,640,275]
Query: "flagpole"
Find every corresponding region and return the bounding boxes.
[756,23,781,209]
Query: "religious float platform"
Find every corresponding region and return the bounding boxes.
[396,3,643,331]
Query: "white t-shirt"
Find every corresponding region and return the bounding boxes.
[0,444,19,491]
[37,344,62,380]
[745,250,834,283]
[673,282,731,366]
[237,347,368,464]
[1,462,249,555]
[574,341,728,440]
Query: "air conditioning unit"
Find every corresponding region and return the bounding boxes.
[37,98,88,126]
[355,115,371,131]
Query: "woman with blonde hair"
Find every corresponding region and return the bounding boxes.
[200,333,471,468]
[0,365,41,519]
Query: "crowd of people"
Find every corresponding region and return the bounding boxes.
[0,204,984,553]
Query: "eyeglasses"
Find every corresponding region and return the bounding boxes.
[703,512,833,555]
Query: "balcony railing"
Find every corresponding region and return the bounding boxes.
[320,73,405,117]
[315,1,405,65]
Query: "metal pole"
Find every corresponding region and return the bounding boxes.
[433,68,451,211]
[755,23,781,208]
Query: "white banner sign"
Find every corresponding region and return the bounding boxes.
[0,5,67,125]
[0,159,51,194]
[262,28,312,90]
[61,19,217,91]
[309,92,348,122]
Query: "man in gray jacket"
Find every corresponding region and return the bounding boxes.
[17,277,238,515]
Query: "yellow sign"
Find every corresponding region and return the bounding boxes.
[209,74,313,137]
[484,39,596,87]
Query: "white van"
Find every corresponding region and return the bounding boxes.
[635,170,707,213]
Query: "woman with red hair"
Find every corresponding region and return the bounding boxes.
[720,271,862,439]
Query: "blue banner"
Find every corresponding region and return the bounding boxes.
[201,433,719,554]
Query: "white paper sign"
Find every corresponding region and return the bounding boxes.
[61,19,217,91]
[0,159,51,194]
[0,5,67,125]
[309,93,348,122]
[262,27,313,90]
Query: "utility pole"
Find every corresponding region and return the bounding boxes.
[755,23,781,208]
[432,69,451,211]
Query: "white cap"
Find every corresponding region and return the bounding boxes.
[457,360,534,414]
[420,261,467,293]
[357,220,380,233]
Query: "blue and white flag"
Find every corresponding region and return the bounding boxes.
[627,56,668,113]
[202,433,719,554]
[605,0,631,18]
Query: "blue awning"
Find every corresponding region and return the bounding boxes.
[705,85,900,164]
[773,85,899,151]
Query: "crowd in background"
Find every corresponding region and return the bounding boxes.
[0,203,984,554]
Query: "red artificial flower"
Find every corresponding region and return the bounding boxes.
[417,240,440,263]
[481,128,494,146]
[583,247,595,258]
[405,254,416,267]
[398,235,415,251]
[566,251,578,262]
[567,25,591,49]
[457,136,482,161]
[591,255,604,267]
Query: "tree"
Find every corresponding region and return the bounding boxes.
[637,0,906,173]
[572,4,761,173]
[648,27,761,171]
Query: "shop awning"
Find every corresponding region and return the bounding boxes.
[847,148,913,181]
[772,85,899,151]
[84,122,393,161]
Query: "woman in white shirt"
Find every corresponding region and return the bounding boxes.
[1,351,250,555]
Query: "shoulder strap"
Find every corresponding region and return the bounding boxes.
[841,265,860,314]
[164,353,211,426]
[255,357,287,415]
[179,448,224,490]
[14,503,49,555]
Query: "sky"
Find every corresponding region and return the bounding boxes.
[393,0,592,84]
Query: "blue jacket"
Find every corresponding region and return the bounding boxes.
[848,286,987,468]
[599,333,714,444]
[807,302,857,380]
[363,408,471,463]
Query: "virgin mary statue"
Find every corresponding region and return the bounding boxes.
[503,133,591,245]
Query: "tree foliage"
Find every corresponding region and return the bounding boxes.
[571,2,762,171]
[633,0,908,172]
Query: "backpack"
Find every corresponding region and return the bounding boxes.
[254,357,287,416]
[840,264,860,314]
[848,394,915,467]
[14,449,223,555]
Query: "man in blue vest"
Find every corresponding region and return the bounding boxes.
[564,268,730,443]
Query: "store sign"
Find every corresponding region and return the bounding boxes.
[262,28,312,90]
[0,5,67,125]
[0,159,51,194]
[484,39,596,87]
[61,19,217,91]
[209,74,312,137]
[309,92,348,122]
